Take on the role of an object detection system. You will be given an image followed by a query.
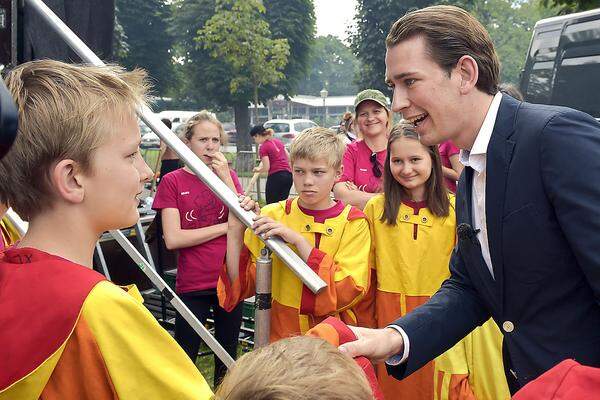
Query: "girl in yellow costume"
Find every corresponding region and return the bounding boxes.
[365,123,509,400]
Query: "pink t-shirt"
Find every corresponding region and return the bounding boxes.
[339,140,386,193]
[259,138,291,175]
[152,168,243,293]
[438,140,460,193]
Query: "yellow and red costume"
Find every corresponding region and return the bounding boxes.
[218,198,371,342]
[0,247,212,400]
[365,194,509,400]
[307,316,384,400]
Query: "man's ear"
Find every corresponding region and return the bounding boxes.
[455,55,479,95]
[51,159,85,204]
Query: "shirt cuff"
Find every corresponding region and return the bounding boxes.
[384,325,410,366]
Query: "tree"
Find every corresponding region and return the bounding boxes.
[198,0,290,124]
[170,0,314,164]
[262,0,316,98]
[541,0,600,14]
[473,0,558,85]
[115,0,174,95]
[297,35,359,96]
[350,0,466,93]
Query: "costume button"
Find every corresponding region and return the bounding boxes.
[502,321,515,333]
[305,224,311,231]
[403,214,410,221]
[421,216,428,223]
[326,227,333,235]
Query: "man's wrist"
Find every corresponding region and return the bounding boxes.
[384,327,404,356]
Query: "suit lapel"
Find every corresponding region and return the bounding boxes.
[485,95,518,303]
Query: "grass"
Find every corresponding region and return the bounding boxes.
[194,344,248,390]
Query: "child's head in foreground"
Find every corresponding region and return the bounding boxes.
[0,60,152,232]
[214,335,373,400]
[288,127,345,210]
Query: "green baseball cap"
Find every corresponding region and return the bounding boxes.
[354,89,390,112]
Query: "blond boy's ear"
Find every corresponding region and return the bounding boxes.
[51,159,85,204]
[335,164,344,181]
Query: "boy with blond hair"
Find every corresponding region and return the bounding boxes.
[0,60,212,399]
[218,127,372,341]
[214,335,374,400]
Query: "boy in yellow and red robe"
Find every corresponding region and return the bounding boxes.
[0,60,212,399]
[218,127,372,341]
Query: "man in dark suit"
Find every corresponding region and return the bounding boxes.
[340,5,600,394]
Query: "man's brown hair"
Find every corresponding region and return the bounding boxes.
[386,5,499,95]
[0,60,149,220]
[214,336,373,400]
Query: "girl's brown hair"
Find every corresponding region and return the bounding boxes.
[381,122,450,225]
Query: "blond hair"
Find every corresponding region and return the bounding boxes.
[183,110,228,145]
[215,336,373,400]
[289,127,345,169]
[386,5,499,95]
[0,60,150,221]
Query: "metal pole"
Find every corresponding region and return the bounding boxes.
[109,230,235,368]
[254,248,272,349]
[25,0,326,295]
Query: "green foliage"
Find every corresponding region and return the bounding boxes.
[197,0,290,115]
[262,0,316,97]
[297,35,359,96]
[350,0,465,93]
[115,0,174,95]
[541,0,600,14]
[350,0,557,92]
[472,0,558,85]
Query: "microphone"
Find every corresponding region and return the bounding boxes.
[457,223,480,242]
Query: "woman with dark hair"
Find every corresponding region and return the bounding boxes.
[250,124,293,204]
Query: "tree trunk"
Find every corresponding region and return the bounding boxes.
[233,102,254,174]
[253,84,260,124]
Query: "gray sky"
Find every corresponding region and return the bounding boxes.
[314,0,357,43]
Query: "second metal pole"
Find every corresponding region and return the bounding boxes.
[254,248,272,349]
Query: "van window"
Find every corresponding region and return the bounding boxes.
[265,123,290,133]
[525,61,554,104]
[552,54,600,117]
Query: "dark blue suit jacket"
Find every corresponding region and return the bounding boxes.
[388,94,600,392]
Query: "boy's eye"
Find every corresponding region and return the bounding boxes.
[128,151,139,159]
[405,78,416,87]
[410,157,420,163]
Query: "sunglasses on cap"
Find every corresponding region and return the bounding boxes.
[370,152,382,178]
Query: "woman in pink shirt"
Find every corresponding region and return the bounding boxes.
[152,111,243,386]
[333,89,391,209]
[250,124,293,204]
[438,140,463,193]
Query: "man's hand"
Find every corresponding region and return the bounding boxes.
[339,326,404,364]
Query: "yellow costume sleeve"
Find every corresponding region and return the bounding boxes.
[82,281,213,399]
[301,216,371,317]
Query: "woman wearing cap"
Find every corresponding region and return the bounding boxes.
[333,89,391,210]
[250,124,293,204]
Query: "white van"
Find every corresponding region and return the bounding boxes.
[263,118,317,145]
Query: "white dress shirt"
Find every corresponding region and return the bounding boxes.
[458,92,503,278]
[386,92,503,366]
